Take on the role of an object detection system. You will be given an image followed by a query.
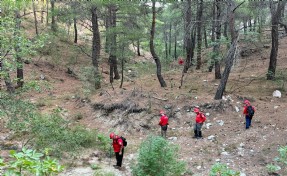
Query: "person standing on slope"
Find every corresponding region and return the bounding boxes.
[193,108,206,139]
[158,110,169,138]
[243,100,255,129]
[110,132,124,169]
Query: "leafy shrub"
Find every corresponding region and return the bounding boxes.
[132,135,186,176]
[209,163,240,176]
[0,148,63,175]
[266,146,287,175]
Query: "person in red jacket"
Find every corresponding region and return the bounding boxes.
[158,110,169,138]
[243,100,255,129]
[193,108,206,139]
[110,132,124,169]
[178,57,184,65]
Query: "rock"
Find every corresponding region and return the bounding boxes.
[235,106,240,112]
[215,159,220,162]
[206,123,212,129]
[207,135,215,140]
[168,137,177,141]
[40,74,45,80]
[274,106,279,109]
[240,172,247,176]
[205,112,210,116]
[196,166,201,170]
[221,152,229,155]
[203,80,208,82]
[217,120,224,126]
[239,143,245,148]
[273,90,282,98]
[172,128,176,130]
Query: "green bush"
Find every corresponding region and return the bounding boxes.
[132,135,186,176]
[209,163,240,176]
[266,146,287,175]
[0,148,63,175]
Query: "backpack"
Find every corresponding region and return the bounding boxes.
[247,106,254,118]
[120,136,127,147]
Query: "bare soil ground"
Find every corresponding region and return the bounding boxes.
[1,30,287,176]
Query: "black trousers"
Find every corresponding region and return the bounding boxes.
[115,148,124,167]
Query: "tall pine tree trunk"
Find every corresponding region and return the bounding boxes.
[214,0,241,100]
[214,1,222,79]
[109,5,120,80]
[91,6,101,89]
[183,0,192,73]
[73,17,77,43]
[32,0,39,36]
[150,1,166,87]
[196,0,203,70]
[15,10,24,88]
[50,0,57,32]
[267,1,285,80]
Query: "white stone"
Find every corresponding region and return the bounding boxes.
[240,173,247,176]
[274,106,279,109]
[214,83,219,86]
[196,166,201,170]
[206,123,212,129]
[239,143,245,147]
[235,106,240,112]
[172,128,176,130]
[217,120,224,126]
[128,70,132,73]
[215,159,220,162]
[168,137,177,141]
[206,112,210,116]
[203,80,208,82]
[273,90,282,98]
[221,152,229,155]
[207,135,215,140]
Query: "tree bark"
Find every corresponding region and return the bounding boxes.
[50,0,57,32]
[105,8,111,54]
[214,0,240,100]
[109,5,120,80]
[183,0,192,73]
[15,11,24,88]
[73,17,77,43]
[209,0,216,72]
[150,1,166,87]
[41,0,44,23]
[46,0,49,25]
[137,39,141,56]
[169,22,172,57]
[32,0,39,36]
[196,0,203,70]
[91,6,101,89]
[267,1,285,80]
[204,25,208,48]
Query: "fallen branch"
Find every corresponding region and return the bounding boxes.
[152,96,168,101]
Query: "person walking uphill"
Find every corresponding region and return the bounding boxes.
[110,132,124,169]
[158,110,169,138]
[193,108,206,139]
[243,100,255,129]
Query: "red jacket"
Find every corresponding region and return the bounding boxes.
[159,115,169,126]
[112,136,123,152]
[195,113,206,123]
[243,105,255,116]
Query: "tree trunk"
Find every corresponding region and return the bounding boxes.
[214,0,239,100]
[150,1,166,87]
[196,0,203,70]
[32,0,39,36]
[109,5,120,80]
[91,6,101,89]
[50,0,57,32]
[204,25,208,48]
[267,1,285,80]
[248,18,252,31]
[73,17,77,43]
[214,1,222,79]
[137,39,141,56]
[105,8,111,54]
[183,0,192,73]
[174,26,177,59]
[164,24,168,59]
[46,0,49,25]
[209,0,216,72]
[169,22,172,56]
[243,20,247,34]
[223,22,228,39]
[15,11,24,88]
[41,0,44,23]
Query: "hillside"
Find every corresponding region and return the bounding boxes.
[0,31,285,176]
